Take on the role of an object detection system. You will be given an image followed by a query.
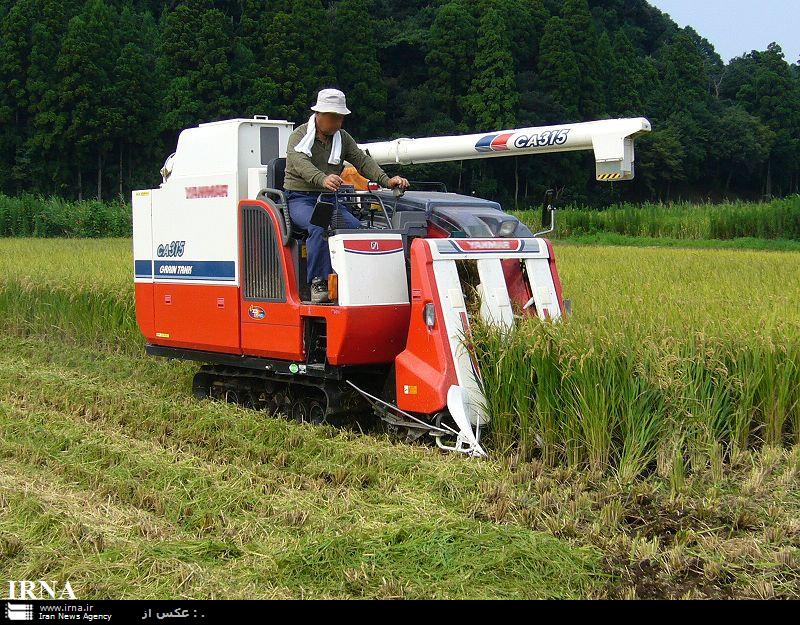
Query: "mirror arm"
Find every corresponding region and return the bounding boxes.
[532,207,555,238]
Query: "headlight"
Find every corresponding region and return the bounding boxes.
[498,220,517,237]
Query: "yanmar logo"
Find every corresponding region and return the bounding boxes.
[455,239,522,252]
[6,580,76,600]
[185,184,228,199]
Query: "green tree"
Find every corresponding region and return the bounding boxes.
[537,16,581,120]
[654,30,709,117]
[713,106,773,193]
[424,0,477,131]
[25,0,83,195]
[253,0,335,123]
[498,0,549,70]
[56,0,119,199]
[684,26,724,98]
[463,7,517,131]
[111,6,161,196]
[608,30,646,116]
[461,6,518,202]
[729,44,800,196]
[636,126,686,200]
[0,0,36,193]
[562,0,605,118]
[159,0,237,138]
[331,0,387,138]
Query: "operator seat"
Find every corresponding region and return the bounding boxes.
[267,157,286,192]
[259,157,308,242]
[258,157,313,299]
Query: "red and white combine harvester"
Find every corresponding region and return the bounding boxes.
[133,116,650,456]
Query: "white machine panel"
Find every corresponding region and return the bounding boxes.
[132,190,153,283]
[476,258,514,328]
[431,258,489,429]
[133,117,295,286]
[148,176,239,285]
[329,234,409,307]
[525,258,562,320]
[430,237,548,260]
[429,238,560,321]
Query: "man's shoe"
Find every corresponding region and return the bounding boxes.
[311,277,330,304]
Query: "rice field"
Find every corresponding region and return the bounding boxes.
[3,193,800,243]
[517,195,800,241]
[476,245,800,480]
[1,238,799,598]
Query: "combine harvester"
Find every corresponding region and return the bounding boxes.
[133,116,650,457]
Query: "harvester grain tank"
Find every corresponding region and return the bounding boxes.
[133,116,650,457]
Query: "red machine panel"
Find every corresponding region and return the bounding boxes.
[394,240,457,413]
[134,283,156,342]
[238,199,412,366]
[302,304,411,366]
[241,300,304,361]
[152,283,241,354]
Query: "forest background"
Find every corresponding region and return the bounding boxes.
[1,0,799,208]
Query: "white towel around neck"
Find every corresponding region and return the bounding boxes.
[294,114,342,165]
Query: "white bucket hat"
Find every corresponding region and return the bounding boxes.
[311,88,351,115]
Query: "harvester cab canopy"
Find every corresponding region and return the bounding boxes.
[373,190,533,239]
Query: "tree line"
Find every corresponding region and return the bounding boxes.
[1,0,799,207]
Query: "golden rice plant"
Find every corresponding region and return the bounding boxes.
[1,238,799,479]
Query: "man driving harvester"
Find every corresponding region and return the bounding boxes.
[285,88,409,303]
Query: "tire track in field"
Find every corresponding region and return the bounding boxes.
[0,335,602,598]
[0,337,500,544]
[0,458,182,541]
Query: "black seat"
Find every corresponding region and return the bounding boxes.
[259,157,311,298]
[267,157,286,190]
[258,157,310,244]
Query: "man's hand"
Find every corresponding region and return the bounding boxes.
[323,174,344,191]
[387,176,410,190]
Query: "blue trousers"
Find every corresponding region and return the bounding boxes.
[286,191,361,284]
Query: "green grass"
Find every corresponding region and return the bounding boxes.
[475,244,800,479]
[557,233,800,252]
[516,195,800,241]
[1,238,799,598]
[3,193,800,243]
[1,335,798,598]
[0,194,132,238]
[0,336,601,599]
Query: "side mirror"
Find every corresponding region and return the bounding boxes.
[541,189,555,230]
